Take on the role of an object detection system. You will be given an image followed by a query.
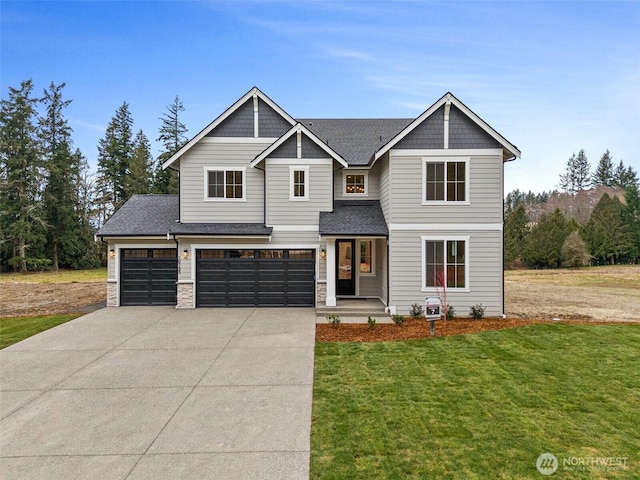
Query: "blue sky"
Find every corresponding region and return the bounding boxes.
[2,0,638,194]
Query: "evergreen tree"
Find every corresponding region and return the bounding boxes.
[622,184,640,264]
[154,95,187,194]
[613,160,638,189]
[504,203,529,267]
[559,149,591,193]
[96,102,134,218]
[522,209,574,268]
[592,150,615,187]
[0,80,47,272]
[129,130,153,194]
[583,193,635,265]
[39,82,85,270]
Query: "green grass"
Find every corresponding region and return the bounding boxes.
[0,314,82,349]
[0,268,107,284]
[311,324,640,479]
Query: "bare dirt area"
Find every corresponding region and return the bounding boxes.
[505,265,640,322]
[0,280,106,318]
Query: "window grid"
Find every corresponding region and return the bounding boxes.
[425,161,466,202]
[345,174,366,194]
[293,170,305,197]
[207,169,243,199]
[425,240,466,289]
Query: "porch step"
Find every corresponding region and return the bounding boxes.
[316,299,389,318]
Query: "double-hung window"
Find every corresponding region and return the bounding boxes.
[289,166,309,201]
[205,167,245,200]
[423,158,468,203]
[422,236,468,290]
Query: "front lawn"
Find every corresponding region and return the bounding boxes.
[311,324,640,479]
[0,314,82,349]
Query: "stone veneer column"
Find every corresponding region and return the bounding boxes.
[316,282,327,304]
[106,281,118,307]
[176,282,194,309]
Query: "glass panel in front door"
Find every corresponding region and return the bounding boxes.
[338,242,352,280]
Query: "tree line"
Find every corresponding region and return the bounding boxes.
[0,79,188,272]
[504,149,640,268]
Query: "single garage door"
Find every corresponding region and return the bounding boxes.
[196,249,315,307]
[120,248,178,306]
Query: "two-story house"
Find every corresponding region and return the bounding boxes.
[97,87,520,316]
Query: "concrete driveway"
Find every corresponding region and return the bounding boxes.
[0,307,316,479]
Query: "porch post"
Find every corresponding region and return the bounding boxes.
[325,238,337,306]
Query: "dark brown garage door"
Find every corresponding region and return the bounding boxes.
[120,249,177,306]
[196,249,315,307]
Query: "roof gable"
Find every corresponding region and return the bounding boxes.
[374,92,521,163]
[162,87,296,170]
[251,123,348,168]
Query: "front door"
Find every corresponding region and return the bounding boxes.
[336,240,355,296]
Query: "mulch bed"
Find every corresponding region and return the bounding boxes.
[316,317,625,342]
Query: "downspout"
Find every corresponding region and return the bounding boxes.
[386,236,390,311]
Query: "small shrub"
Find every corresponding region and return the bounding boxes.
[470,304,485,320]
[392,314,405,325]
[445,305,455,320]
[410,303,424,318]
[326,314,341,326]
[367,316,376,329]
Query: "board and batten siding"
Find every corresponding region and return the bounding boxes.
[265,161,333,226]
[387,149,504,224]
[179,140,271,223]
[389,229,503,317]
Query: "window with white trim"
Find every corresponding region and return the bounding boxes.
[289,166,309,201]
[422,237,468,290]
[344,172,367,195]
[205,168,245,200]
[359,240,374,275]
[423,158,468,203]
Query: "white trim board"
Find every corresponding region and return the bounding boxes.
[389,223,503,231]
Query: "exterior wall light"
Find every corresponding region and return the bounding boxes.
[109,249,115,258]
[183,249,189,259]
[320,249,326,260]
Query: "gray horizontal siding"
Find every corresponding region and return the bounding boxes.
[180,141,269,223]
[388,153,503,224]
[333,167,381,200]
[389,230,503,316]
[266,163,332,226]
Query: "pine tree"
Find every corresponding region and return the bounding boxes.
[154,95,187,194]
[559,149,591,193]
[504,203,529,267]
[96,102,134,218]
[0,80,47,272]
[39,82,85,270]
[622,184,640,264]
[522,209,575,268]
[129,130,154,194]
[613,160,638,189]
[583,193,635,265]
[592,150,614,187]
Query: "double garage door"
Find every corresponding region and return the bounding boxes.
[196,249,316,307]
[119,248,316,307]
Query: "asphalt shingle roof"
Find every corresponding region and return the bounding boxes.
[319,200,388,236]
[96,195,272,237]
[297,118,413,166]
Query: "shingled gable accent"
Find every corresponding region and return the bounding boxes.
[250,123,348,168]
[162,87,297,170]
[372,92,521,165]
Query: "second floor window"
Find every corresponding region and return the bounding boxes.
[344,173,367,195]
[290,166,309,201]
[206,168,244,200]
[424,159,467,203]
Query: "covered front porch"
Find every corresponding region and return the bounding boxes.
[318,200,389,310]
